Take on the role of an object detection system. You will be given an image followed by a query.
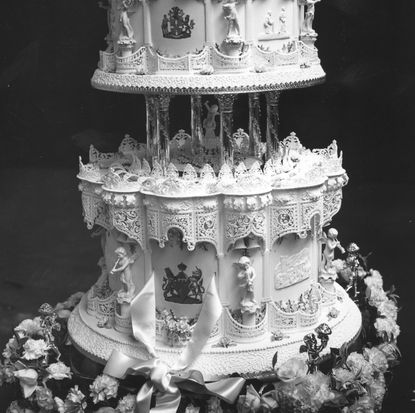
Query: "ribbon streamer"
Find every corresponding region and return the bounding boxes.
[104,274,245,412]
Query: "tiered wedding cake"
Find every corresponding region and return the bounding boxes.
[68,0,362,380]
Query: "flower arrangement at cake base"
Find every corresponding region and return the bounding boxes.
[0,245,400,413]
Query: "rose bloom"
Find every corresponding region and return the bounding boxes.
[116,394,136,413]
[15,318,43,337]
[89,374,119,404]
[36,386,55,411]
[46,362,72,380]
[22,339,50,360]
[364,347,388,373]
[275,357,308,383]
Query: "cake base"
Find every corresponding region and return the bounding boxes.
[91,65,325,95]
[68,283,361,381]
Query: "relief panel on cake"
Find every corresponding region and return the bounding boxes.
[255,0,296,49]
[150,0,205,56]
[150,232,216,319]
[269,233,316,302]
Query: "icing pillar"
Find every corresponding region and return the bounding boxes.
[216,94,236,165]
[248,93,261,157]
[145,95,157,159]
[156,95,171,162]
[244,0,254,43]
[203,0,214,45]
[265,91,281,158]
[191,95,203,152]
[140,0,152,45]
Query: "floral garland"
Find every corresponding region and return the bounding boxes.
[0,249,400,413]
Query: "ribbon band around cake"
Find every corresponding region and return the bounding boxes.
[104,275,245,413]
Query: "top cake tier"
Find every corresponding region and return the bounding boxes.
[92,0,325,94]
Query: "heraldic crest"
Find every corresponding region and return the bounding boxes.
[161,7,195,39]
[162,263,205,304]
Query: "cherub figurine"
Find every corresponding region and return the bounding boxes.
[236,256,257,312]
[119,0,134,41]
[203,101,220,140]
[110,246,137,303]
[223,0,240,39]
[302,0,320,36]
[320,228,345,271]
[278,7,287,35]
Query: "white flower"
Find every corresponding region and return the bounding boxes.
[374,317,400,341]
[14,369,38,398]
[15,318,43,337]
[377,299,398,321]
[363,347,388,373]
[22,339,50,360]
[365,270,383,289]
[64,386,87,412]
[346,352,374,384]
[46,362,72,380]
[368,286,388,308]
[89,374,119,404]
[116,394,136,413]
[275,357,308,383]
[54,397,65,413]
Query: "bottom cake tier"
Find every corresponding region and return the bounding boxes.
[68,282,361,380]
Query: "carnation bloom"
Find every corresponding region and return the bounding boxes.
[365,270,383,289]
[374,317,400,341]
[14,318,43,337]
[90,374,119,404]
[46,362,72,380]
[346,352,374,384]
[64,386,87,412]
[369,374,386,411]
[347,394,375,413]
[22,339,50,360]
[377,299,398,321]
[116,394,136,413]
[14,369,38,398]
[363,347,388,373]
[275,357,308,383]
[332,367,356,386]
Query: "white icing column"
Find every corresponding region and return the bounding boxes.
[203,0,215,45]
[145,95,157,159]
[248,93,261,157]
[216,94,236,165]
[156,95,171,162]
[244,0,255,43]
[262,205,272,302]
[191,95,203,153]
[265,91,281,158]
[140,0,152,46]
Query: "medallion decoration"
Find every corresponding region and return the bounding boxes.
[162,7,195,39]
[162,263,205,304]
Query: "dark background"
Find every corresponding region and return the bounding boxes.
[0,0,414,411]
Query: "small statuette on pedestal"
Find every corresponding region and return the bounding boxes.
[264,11,275,35]
[118,0,135,42]
[301,0,320,37]
[319,228,345,292]
[110,246,137,304]
[236,256,259,325]
[278,7,287,35]
[221,0,243,55]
